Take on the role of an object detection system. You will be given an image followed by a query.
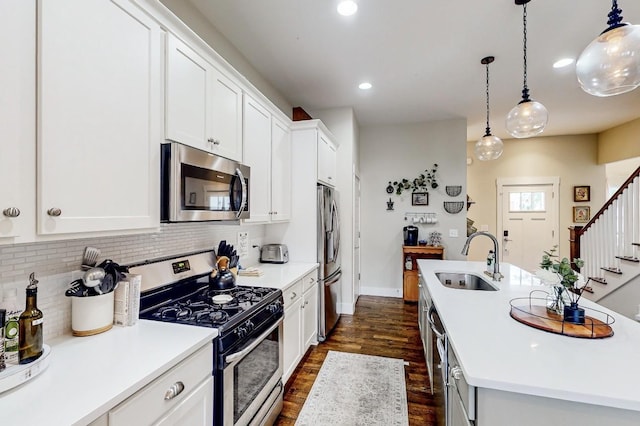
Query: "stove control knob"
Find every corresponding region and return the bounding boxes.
[236,327,247,338]
[268,301,283,314]
[245,320,255,332]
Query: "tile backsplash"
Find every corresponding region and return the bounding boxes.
[0,222,267,340]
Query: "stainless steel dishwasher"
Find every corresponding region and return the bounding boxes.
[428,303,447,426]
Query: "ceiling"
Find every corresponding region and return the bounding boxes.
[187,0,640,141]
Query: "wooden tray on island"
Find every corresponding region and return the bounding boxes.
[510,299,614,339]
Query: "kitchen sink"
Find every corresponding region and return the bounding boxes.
[435,272,498,291]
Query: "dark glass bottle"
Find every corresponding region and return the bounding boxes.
[19,273,43,364]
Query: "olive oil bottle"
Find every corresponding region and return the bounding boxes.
[18,273,43,364]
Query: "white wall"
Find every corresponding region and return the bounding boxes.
[599,276,640,320]
[360,119,467,297]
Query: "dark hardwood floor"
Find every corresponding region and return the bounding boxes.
[275,296,437,426]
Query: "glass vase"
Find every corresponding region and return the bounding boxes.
[546,285,567,315]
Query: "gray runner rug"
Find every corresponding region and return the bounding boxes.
[294,350,409,426]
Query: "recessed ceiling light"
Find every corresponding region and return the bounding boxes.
[358,82,372,90]
[337,0,358,16]
[553,58,575,69]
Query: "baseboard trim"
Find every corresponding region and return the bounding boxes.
[359,286,403,298]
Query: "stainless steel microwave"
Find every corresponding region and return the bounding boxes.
[161,142,250,222]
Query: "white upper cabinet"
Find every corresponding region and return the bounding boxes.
[243,94,292,224]
[270,116,292,222]
[0,0,35,242]
[317,129,337,187]
[37,0,162,235]
[243,95,272,223]
[166,34,243,161]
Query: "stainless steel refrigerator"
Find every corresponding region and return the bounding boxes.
[318,184,341,341]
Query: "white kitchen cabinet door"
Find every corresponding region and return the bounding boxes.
[283,298,303,383]
[302,281,318,350]
[209,68,243,161]
[166,34,242,161]
[0,0,35,242]
[37,0,162,235]
[270,116,292,222]
[154,377,213,426]
[242,95,272,223]
[166,34,209,151]
[317,131,337,187]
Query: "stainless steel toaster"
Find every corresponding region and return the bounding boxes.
[260,244,289,264]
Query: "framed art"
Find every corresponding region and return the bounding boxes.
[573,206,590,223]
[412,192,428,206]
[573,186,590,202]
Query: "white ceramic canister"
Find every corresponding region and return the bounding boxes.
[71,292,114,336]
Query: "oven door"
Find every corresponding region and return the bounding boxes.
[162,142,250,222]
[223,320,283,426]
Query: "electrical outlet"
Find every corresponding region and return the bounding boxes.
[237,232,249,258]
[449,229,459,238]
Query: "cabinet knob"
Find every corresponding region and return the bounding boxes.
[207,137,214,143]
[209,138,220,145]
[164,381,185,400]
[450,366,463,381]
[47,208,62,217]
[3,207,20,218]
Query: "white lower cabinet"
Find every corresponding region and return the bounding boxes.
[302,274,318,349]
[108,344,213,426]
[282,270,318,383]
[283,280,303,383]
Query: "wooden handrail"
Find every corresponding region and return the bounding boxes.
[577,165,640,237]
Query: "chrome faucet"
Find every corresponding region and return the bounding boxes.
[461,231,503,281]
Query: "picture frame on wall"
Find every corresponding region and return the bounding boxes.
[412,192,428,206]
[573,185,590,202]
[573,206,590,223]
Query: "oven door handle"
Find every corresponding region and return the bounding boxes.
[225,319,282,365]
[235,168,248,219]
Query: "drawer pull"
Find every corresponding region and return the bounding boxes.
[47,207,62,217]
[164,381,185,401]
[290,292,297,300]
[3,207,20,217]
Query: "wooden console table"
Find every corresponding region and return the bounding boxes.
[403,245,444,302]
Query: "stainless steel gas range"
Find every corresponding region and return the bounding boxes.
[129,250,284,426]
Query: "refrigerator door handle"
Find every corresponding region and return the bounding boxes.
[320,269,342,285]
[330,199,340,261]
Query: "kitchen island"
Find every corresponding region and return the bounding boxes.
[419,260,640,425]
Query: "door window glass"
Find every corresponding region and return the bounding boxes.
[509,191,545,212]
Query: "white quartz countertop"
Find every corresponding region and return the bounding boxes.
[0,321,217,425]
[236,262,318,290]
[418,259,640,412]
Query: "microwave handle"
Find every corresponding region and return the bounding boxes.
[235,168,248,219]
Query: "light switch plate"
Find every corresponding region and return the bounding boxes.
[449,229,459,238]
[237,232,249,258]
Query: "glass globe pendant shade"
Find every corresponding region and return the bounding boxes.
[474,134,504,161]
[576,24,640,97]
[505,100,549,138]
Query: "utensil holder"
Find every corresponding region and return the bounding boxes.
[71,292,114,336]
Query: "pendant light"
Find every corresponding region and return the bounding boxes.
[506,0,548,139]
[576,0,640,97]
[475,56,504,161]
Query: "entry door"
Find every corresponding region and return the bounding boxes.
[498,179,559,272]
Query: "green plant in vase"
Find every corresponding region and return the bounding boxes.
[535,246,589,323]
